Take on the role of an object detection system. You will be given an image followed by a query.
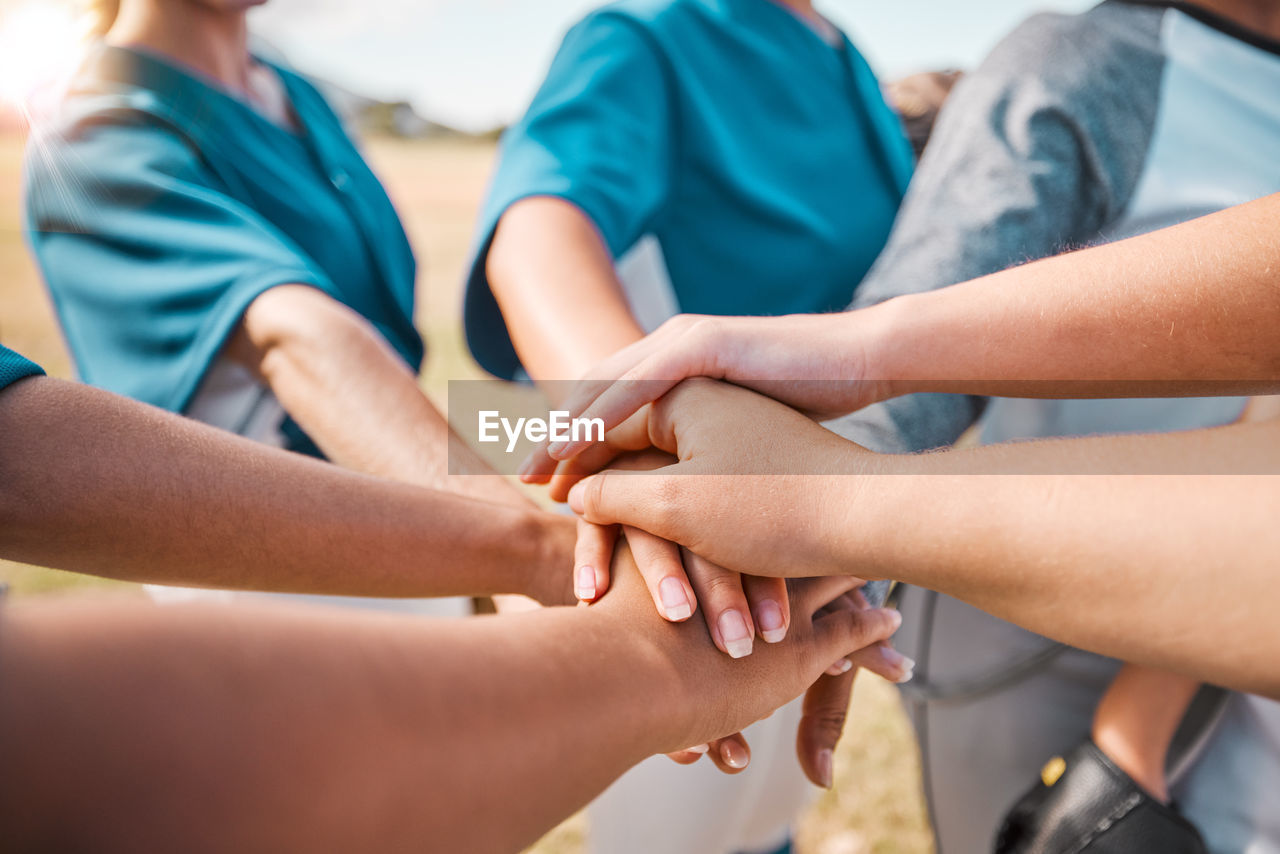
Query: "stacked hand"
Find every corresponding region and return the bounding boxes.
[519,375,915,784]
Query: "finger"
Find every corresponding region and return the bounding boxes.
[551,370,682,460]
[706,733,751,774]
[797,668,857,788]
[573,519,617,602]
[516,441,560,484]
[812,607,903,667]
[742,574,790,644]
[847,641,916,684]
[665,744,710,765]
[549,446,674,504]
[683,549,754,659]
[568,468,690,542]
[790,575,865,617]
[624,527,695,622]
[547,442,624,503]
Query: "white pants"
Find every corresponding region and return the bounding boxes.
[587,696,813,854]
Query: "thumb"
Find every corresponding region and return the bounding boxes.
[797,670,857,789]
[568,468,686,540]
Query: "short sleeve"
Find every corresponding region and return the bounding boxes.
[835,7,1164,454]
[851,8,1162,311]
[484,13,674,256]
[0,345,44,392]
[463,12,675,378]
[24,117,339,413]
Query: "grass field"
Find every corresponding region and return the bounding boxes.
[0,130,934,854]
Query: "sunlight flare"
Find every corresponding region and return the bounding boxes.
[0,2,84,108]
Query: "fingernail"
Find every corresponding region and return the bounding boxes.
[567,482,586,515]
[816,748,834,789]
[687,743,710,755]
[897,664,915,684]
[757,600,786,643]
[879,646,915,681]
[719,610,754,659]
[516,455,532,477]
[886,609,903,631]
[826,658,853,676]
[547,441,567,459]
[659,577,693,621]
[720,740,749,769]
[575,566,596,601]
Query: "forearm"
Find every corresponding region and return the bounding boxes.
[0,377,572,599]
[844,422,1280,695]
[241,285,526,506]
[487,196,645,395]
[866,192,1280,400]
[0,596,683,852]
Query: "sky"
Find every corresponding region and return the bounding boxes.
[251,0,1093,131]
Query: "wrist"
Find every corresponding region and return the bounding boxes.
[851,295,918,402]
[578,586,700,755]
[517,511,576,605]
[829,447,921,578]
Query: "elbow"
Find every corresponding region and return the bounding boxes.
[240,286,380,381]
[485,210,521,303]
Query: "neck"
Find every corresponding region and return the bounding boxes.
[109,0,253,93]
[1187,0,1280,40]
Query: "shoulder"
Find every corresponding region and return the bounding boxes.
[28,100,201,184]
[973,2,1165,103]
[565,0,718,53]
[585,0,707,30]
[23,93,213,224]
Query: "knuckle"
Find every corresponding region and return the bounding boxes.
[697,571,745,604]
[802,708,849,745]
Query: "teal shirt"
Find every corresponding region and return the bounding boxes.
[464,0,913,379]
[24,46,421,452]
[0,345,44,391]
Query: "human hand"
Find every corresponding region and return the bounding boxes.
[566,379,884,581]
[525,312,889,466]
[560,447,791,660]
[667,583,915,783]
[593,553,903,757]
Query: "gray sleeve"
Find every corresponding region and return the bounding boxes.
[839,2,1165,453]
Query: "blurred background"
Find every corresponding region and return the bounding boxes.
[0,2,1091,851]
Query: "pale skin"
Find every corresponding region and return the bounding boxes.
[530,192,1280,793]
[0,372,904,851]
[485,0,886,775]
[488,198,788,655]
[535,192,1280,456]
[525,0,1280,816]
[106,0,524,508]
[565,378,1280,699]
[487,201,906,777]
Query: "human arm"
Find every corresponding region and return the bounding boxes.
[566,380,1280,698]
[0,552,901,853]
[477,14,791,654]
[1091,665,1201,802]
[540,191,1280,462]
[229,284,526,507]
[0,374,574,605]
[488,202,783,653]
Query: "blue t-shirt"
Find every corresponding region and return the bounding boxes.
[24,46,421,452]
[464,0,914,380]
[0,345,44,392]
